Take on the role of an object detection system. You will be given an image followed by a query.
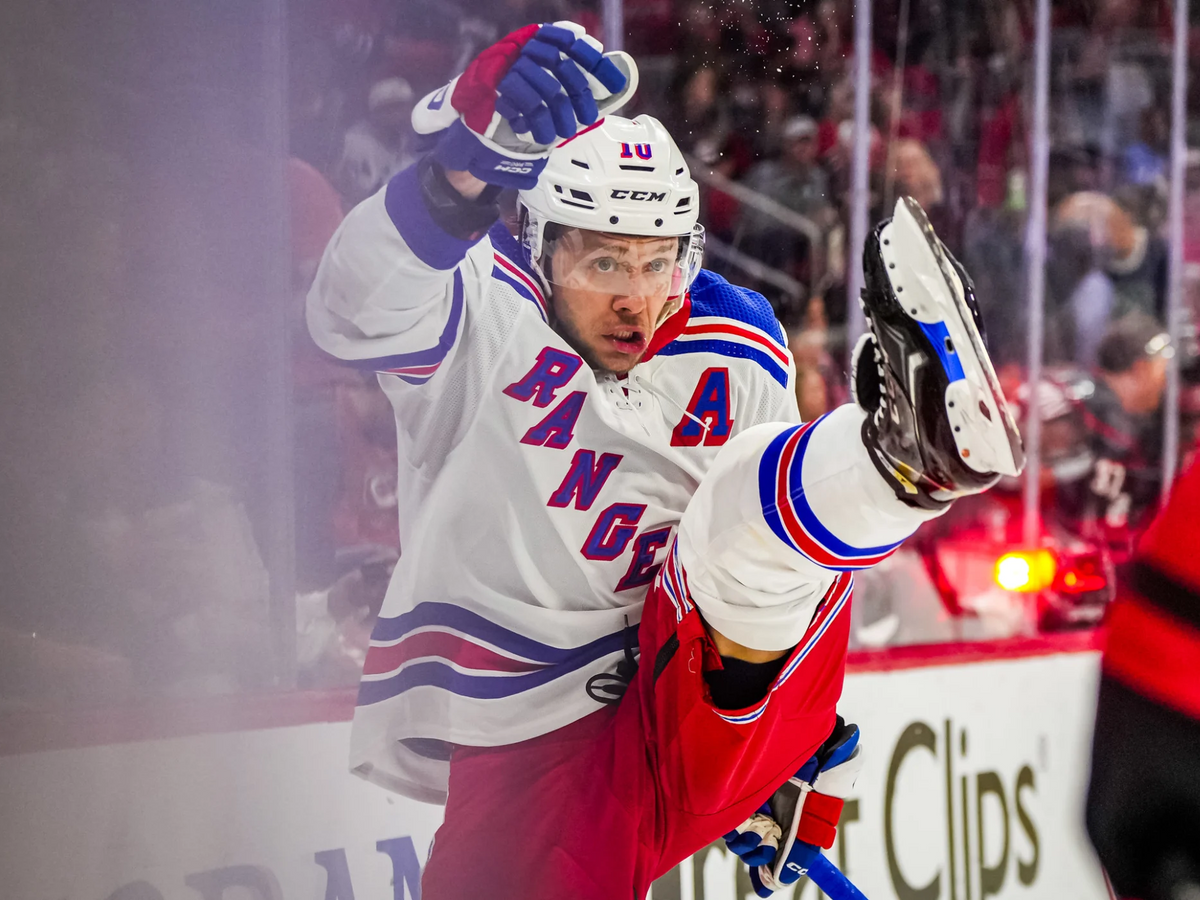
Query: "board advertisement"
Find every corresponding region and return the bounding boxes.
[0,651,1107,900]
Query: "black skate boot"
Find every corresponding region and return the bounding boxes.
[853,197,1025,510]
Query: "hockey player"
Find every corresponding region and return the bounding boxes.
[1087,459,1200,899]
[307,22,1024,897]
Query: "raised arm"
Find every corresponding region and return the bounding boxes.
[308,20,637,375]
[306,157,499,376]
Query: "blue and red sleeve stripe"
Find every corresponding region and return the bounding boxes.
[492,252,548,321]
[758,418,903,570]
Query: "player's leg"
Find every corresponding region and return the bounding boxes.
[635,197,1027,886]
[419,705,653,900]
[630,397,1014,889]
[624,400,931,889]
[628,563,857,894]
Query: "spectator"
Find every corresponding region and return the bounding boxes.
[1061,313,1171,558]
[1123,105,1170,187]
[794,365,830,422]
[1105,203,1169,324]
[1019,370,1096,497]
[333,77,417,207]
[1047,146,1104,212]
[667,66,730,157]
[1183,149,1200,264]
[691,136,746,243]
[675,0,722,74]
[288,157,345,289]
[962,206,1027,366]
[1054,191,1168,327]
[1096,313,1170,420]
[789,325,838,419]
[740,116,833,284]
[296,546,396,687]
[1048,219,1116,368]
[813,0,851,75]
[754,78,794,160]
[743,116,832,224]
[890,138,944,215]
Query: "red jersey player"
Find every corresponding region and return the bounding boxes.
[1087,458,1200,898]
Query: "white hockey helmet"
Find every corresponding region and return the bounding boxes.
[518,115,704,322]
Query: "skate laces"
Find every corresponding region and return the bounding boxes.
[852,323,889,428]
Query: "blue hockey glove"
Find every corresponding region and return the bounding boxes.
[723,801,783,868]
[750,718,865,897]
[411,21,639,188]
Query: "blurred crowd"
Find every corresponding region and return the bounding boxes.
[285,0,1200,650]
[7,0,1200,708]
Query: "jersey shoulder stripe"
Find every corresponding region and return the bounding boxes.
[687,269,787,347]
[357,601,626,705]
[655,338,789,387]
[758,418,903,569]
[716,572,853,725]
[488,222,549,320]
[330,269,466,385]
[657,539,696,623]
[656,270,789,385]
[493,257,548,321]
[681,317,790,366]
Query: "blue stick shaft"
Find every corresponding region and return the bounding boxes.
[806,853,870,900]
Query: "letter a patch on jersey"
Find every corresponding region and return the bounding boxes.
[670,367,734,447]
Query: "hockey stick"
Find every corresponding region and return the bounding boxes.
[804,851,870,900]
[1102,865,1118,900]
[750,841,869,897]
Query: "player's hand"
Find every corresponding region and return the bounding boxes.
[411,21,639,189]
[723,802,783,868]
[750,718,864,897]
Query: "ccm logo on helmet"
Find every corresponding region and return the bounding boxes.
[610,189,667,202]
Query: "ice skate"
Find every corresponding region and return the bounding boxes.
[853,197,1025,510]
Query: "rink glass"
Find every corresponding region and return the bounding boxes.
[0,0,1188,734]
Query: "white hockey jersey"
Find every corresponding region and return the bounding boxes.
[308,164,802,802]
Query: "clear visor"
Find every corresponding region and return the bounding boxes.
[538,224,704,323]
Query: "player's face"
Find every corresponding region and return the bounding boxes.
[547,230,681,374]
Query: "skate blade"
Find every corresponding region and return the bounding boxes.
[877,198,1024,477]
